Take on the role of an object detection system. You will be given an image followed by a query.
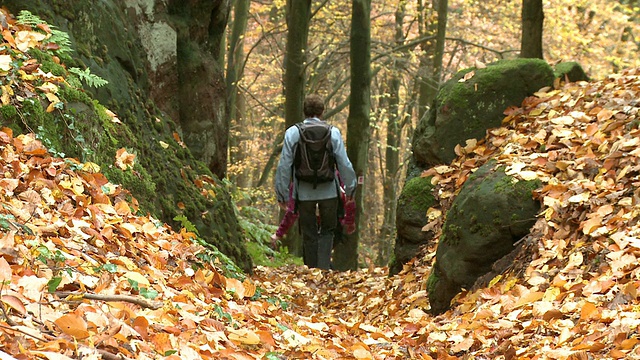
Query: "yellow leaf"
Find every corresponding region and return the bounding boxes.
[596,108,613,121]
[19,70,36,81]
[581,216,603,235]
[518,170,538,181]
[514,291,544,308]
[1,84,13,105]
[124,271,150,287]
[282,329,310,346]
[159,141,169,149]
[82,162,101,173]
[227,328,261,345]
[488,274,502,287]
[529,107,544,116]
[543,286,560,302]
[15,30,47,52]
[37,82,59,93]
[426,207,442,221]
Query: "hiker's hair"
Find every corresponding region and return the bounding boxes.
[303,94,325,118]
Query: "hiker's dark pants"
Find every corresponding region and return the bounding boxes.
[298,197,338,270]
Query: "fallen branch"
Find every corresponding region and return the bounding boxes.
[96,349,134,360]
[55,292,162,310]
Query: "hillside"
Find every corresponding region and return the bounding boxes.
[2,67,640,360]
[2,6,640,360]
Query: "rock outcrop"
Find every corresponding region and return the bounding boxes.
[1,1,252,272]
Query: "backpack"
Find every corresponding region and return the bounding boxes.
[294,121,335,188]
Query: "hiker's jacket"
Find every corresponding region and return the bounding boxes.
[275,117,356,203]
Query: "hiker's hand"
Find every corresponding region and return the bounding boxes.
[278,202,287,211]
[270,234,281,250]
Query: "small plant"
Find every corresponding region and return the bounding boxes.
[68,67,108,88]
[32,245,71,293]
[127,279,159,300]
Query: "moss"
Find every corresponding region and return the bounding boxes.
[58,86,93,105]
[426,270,439,295]
[398,176,436,213]
[0,106,20,134]
[27,49,67,76]
[441,225,461,246]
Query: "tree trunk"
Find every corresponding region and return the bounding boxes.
[170,0,231,179]
[226,0,250,188]
[417,0,447,122]
[432,0,448,86]
[520,0,544,59]
[378,3,405,266]
[280,0,312,256]
[333,0,371,271]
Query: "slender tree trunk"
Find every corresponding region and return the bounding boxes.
[432,0,447,85]
[226,0,250,188]
[333,0,371,271]
[520,0,544,59]
[417,0,447,122]
[378,3,406,266]
[280,0,311,256]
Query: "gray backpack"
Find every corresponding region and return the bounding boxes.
[294,121,335,188]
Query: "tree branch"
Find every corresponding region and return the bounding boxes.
[55,292,163,310]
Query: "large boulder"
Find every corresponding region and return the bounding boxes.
[426,161,541,314]
[412,58,554,167]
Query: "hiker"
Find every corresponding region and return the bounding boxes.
[271,171,356,249]
[275,94,356,269]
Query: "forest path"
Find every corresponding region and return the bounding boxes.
[248,259,436,358]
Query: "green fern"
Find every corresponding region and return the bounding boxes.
[49,29,72,55]
[16,11,73,55]
[68,67,109,88]
[16,10,43,26]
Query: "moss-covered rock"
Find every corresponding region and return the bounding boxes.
[412,58,555,167]
[427,161,541,314]
[389,162,437,276]
[554,61,590,83]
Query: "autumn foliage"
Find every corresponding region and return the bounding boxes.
[3,3,640,360]
[2,58,640,360]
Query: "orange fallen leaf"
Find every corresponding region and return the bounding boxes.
[54,313,90,339]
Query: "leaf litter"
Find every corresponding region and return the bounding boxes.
[1,6,640,360]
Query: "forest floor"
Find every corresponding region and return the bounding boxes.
[4,67,640,360]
